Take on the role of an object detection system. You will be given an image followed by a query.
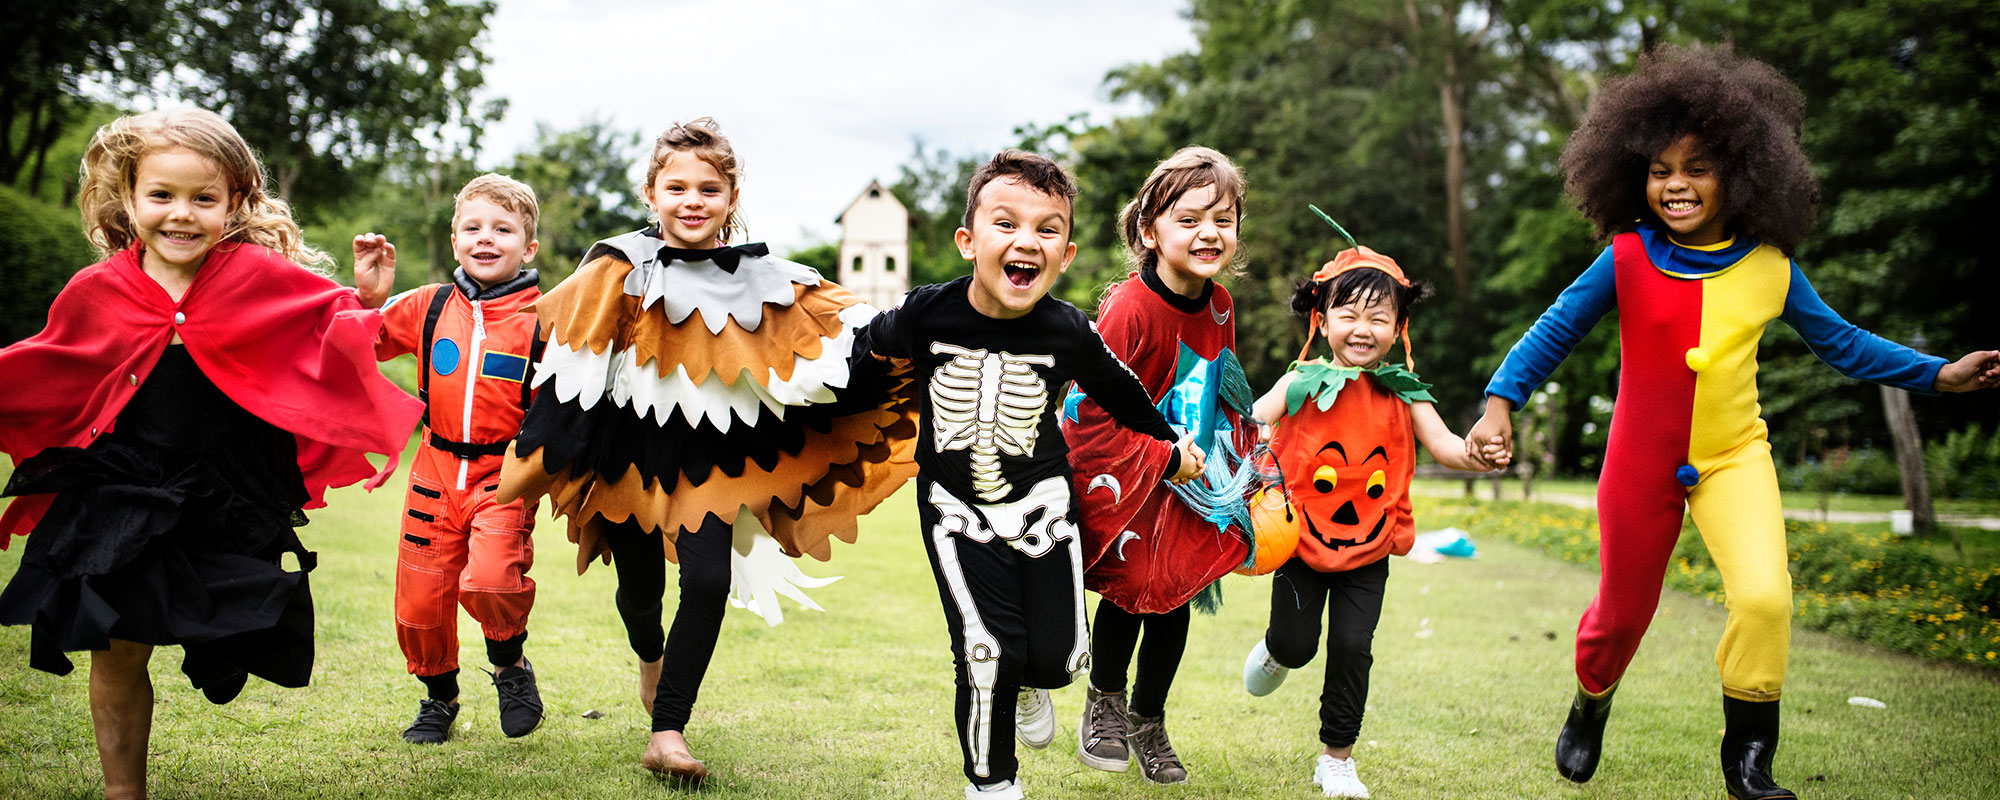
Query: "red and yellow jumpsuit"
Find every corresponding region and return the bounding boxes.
[1487,226,1943,702]
[375,270,542,678]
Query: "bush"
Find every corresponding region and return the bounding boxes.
[1929,425,2000,500]
[1778,447,1905,496]
[0,186,95,345]
[1420,498,2000,670]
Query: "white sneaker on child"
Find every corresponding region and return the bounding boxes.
[1312,754,1371,798]
[1015,688,1054,749]
[965,777,1025,800]
[1244,638,1289,696]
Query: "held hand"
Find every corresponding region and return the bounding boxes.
[1169,435,1205,484]
[1466,397,1515,469]
[352,233,397,309]
[1934,350,2000,393]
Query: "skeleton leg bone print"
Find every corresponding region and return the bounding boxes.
[926,342,1056,502]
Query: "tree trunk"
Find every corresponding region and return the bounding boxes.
[1439,68,1470,298]
[1880,385,1953,551]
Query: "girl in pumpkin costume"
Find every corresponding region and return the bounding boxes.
[1242,214,1503,799]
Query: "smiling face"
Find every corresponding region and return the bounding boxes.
[1319,290,1399,368]
[131,148,235,276]
[451,196,538,286]
[955,177,1077,319]
[1141,183,1237,296]
[1647,134,1726,245]
[644,151,737,249]
[1290,437,1394,554]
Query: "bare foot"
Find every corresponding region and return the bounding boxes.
[638,657,662,716]
[640,730,706,786]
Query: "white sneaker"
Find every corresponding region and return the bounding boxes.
[1312,754,1371,798]
[965,777,1024,800]
[1015,688,1054,749]
[1243,638,1289,696]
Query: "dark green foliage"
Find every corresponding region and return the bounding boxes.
[0,186,95,344]
[784,242,839,273]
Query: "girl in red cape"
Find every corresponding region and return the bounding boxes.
[0,108,421,799]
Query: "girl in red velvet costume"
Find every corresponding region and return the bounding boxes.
[0,109,421,799]
[1062,146,1255,785]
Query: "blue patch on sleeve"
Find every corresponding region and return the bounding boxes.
[431,338,461,376]
[481,351,529,383]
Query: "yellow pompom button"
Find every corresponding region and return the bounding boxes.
[1684,348,1711,372]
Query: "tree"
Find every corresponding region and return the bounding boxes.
[506,118,649,281]
[0,1,167,197]
[166,0,501,206]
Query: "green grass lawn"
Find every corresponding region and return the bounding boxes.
[2,477,1996,798]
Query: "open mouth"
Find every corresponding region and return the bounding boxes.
[160,231,201,243]
[1662,199,1700,217]
[1191,246,1222,261]
[1304,510,1388,551]
[677,215,709,227]
[1003,262,1040,289]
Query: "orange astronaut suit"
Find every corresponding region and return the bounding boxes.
[375,269,541,677]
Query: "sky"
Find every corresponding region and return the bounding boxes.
[478,0,1196,253]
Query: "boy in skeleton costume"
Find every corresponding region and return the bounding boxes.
[863,150,1202,800]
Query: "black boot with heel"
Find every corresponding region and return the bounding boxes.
[1555,684,1616,783]
[1723,696,1797,799]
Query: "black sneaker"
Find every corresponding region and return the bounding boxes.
[489,659,544,738]
[402,698,459,744]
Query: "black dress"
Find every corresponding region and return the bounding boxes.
[0,344,316,697]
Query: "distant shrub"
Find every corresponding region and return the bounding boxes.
[0,186,94,345]
[1779,447,1906,496]
[1928,425,2000,500]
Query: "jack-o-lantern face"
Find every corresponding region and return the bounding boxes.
[1269,377,1415,571]
[1292,440,1394,552]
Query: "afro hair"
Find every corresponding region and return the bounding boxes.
[1560,44,1820,254]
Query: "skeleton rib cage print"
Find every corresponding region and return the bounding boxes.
[927,343,1057,502]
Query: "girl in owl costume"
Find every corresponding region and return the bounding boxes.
[499,119,917,783]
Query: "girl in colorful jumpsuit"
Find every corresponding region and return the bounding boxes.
[1062,146,1256,785]
[1467,45,2000,800]
[1243,234,1500,799]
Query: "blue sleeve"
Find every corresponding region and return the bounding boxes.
[1780,263,1944,394]
[1484,247,1618,407]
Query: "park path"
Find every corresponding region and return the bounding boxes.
[1411,485,2000,531]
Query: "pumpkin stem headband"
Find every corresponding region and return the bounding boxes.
[1300,205,1416,371]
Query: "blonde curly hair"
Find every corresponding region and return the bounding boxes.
[77,108,332,272]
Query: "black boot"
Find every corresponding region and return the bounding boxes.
[1722,696,1797,799]
[1555,684,1615,783]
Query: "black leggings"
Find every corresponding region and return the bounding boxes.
[1263,555,1389,749]
[1088,599,1189,718]
[603,514,733,734]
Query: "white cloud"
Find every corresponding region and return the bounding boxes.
[480,0,1194,254]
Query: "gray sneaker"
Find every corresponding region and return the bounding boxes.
[1076,685,1130,772]
[1127,711,1189,785]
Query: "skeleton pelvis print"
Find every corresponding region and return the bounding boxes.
[927,476,1077,558]
[926,342,1056,502]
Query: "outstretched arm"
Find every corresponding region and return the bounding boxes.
[1414,401,1501,472]
[1935,350,2000,393]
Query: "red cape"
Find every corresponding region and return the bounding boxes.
[0,243,424,547]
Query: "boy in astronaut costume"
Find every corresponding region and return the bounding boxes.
[357,174,546,743]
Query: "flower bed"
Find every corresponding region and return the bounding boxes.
[1416,498,2000,670]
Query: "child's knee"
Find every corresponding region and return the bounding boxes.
[1728,582,1793,627]
[1267,630,1319,669]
